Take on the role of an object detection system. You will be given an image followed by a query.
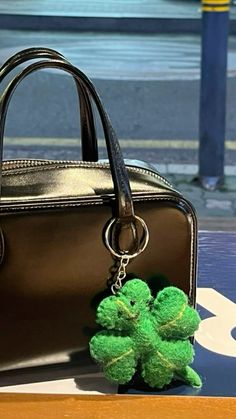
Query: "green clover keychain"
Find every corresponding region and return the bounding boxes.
[90,217,202,389]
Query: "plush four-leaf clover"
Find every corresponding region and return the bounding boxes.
[89,279,202,389]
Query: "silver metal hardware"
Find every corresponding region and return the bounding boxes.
[111,255,130,294]
[104,215,149,260]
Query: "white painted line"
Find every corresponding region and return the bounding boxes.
[153,164,236,176]
[224,165,236,175]
[152,163,167,174]
[167,163,198,175]
[3,138,236,176]
[223,166,236,176]
[4,138,236,150]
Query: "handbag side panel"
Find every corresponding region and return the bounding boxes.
[0,198,197,373]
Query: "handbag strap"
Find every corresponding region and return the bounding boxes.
[0,59,135,223]
[0,47,98,162]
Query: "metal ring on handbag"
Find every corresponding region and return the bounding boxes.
[104,215,149,260]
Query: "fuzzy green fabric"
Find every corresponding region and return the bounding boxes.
[89,279,202,389]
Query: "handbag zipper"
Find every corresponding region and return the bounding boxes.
[2,159,173,189]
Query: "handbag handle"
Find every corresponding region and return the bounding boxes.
[0,59,136,226]
[0,47,98,162]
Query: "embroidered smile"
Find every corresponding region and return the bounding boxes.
[116,300,140,320]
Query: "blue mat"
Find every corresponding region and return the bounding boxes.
[122,231,236,397]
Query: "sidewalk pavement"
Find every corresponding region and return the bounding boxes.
[167,173,236,230]
[0,0,236,33]
[0,0,235,19]
[4,140,236,229]
[0,0,206,19]
[0,15,236,230]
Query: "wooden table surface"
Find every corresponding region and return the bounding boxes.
[0,393,236,419]
[0,394,236,419]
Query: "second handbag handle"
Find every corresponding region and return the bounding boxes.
[0,47,98,162]
[0,59,135,225]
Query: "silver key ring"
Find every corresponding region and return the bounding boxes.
[104,215,149,259]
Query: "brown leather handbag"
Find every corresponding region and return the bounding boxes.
[0,48,197,379]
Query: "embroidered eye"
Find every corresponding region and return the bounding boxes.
[130,300,136,306]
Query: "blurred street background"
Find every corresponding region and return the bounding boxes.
[0,0,236,227]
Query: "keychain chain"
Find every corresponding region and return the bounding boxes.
[111,255,130,294]
[105,215,149,294]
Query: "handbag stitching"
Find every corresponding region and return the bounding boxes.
[2,163,173,188]
[0,195,197,302]
[0,195,193,209]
